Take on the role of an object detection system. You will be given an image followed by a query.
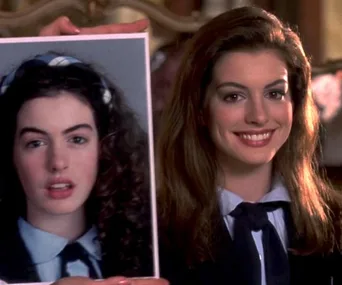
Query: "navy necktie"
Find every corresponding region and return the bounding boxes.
[59,242,99,279]
[230,201,290,285]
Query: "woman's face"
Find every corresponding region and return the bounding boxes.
[206,49,293,168]
[13,92,99,220]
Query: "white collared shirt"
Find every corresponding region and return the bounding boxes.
[18,217,102,282]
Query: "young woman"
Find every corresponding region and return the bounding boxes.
[0,53,156,284]
[157,6,342,285]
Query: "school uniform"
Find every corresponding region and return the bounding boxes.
[160,176,342,285]
[0,218,102,283]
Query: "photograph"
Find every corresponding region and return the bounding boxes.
[0,33,158,284]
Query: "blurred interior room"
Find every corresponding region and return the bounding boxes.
[0,0,341,186]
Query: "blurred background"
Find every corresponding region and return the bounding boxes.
[0,0,342,185]
[0,0,340,63]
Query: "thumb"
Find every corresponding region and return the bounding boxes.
[39,16,80,36]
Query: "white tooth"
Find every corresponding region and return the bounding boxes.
[240,132,271,141]
[50,183,70,189]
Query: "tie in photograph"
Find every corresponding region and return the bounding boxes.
[59,242,99,279]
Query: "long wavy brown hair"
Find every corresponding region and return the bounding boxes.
[157,6,342,265]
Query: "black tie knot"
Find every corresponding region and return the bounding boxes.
[59,242,100,278]
[60,242,87,263]
[230,202,284,231]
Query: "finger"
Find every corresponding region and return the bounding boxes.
[97,277,130,285]
[53,277,129,285]
[51,277,94,285]
[130,278,169,285]
[79,19,149,35]
[336,70,342,80]
[39,16,80,36]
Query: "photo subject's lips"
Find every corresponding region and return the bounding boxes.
[45,177,75,199]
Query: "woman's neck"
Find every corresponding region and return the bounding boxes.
[26,206,86,241]
[219,160,273,202]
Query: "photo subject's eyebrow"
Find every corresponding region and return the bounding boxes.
[19,127,47,138]
[62,124,94,135]
[18,124,94,138]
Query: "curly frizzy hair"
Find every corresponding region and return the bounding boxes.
[96,86,153,276]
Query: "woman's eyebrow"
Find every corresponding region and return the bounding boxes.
[18,123,94,138]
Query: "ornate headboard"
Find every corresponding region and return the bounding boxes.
[0,0,208,52]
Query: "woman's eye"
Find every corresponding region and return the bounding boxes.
[70,136,88,144]
[223,93,243,102]
[25,140,45,149]
[267,90,286,100]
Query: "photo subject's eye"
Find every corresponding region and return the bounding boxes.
[25,140,45,149]
[70,136,88,145]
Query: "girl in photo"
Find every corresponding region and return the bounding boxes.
[0,53,157,284]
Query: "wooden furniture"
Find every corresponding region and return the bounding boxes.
[0,0,208,54]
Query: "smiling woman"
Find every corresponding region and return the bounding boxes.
[157,6,342,285]
[206,49,293,201]
[0,53,154,283]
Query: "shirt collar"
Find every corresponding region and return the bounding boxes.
[18,217,101,264]
[218,174,291,217]
[77,225,102,260]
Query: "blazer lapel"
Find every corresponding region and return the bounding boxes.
[159,218,240,285]
[283,205,332,285]
[0,221,40,283]
[195,218,241,285]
